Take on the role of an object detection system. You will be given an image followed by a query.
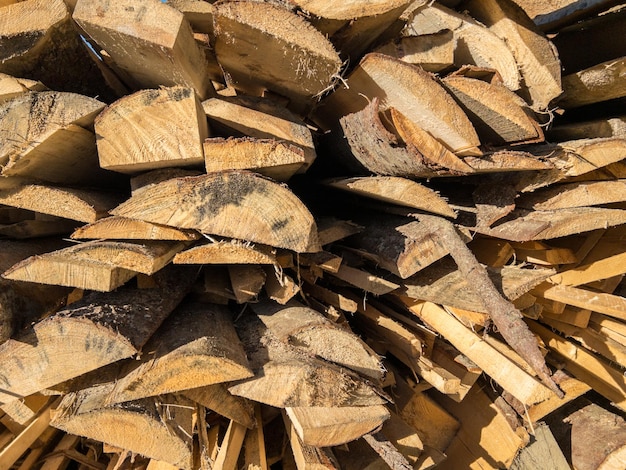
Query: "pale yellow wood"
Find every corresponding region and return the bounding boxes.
[389,107,476,174]
[14,427,59,470]
[96,87,208,173]
[263,267,299,305]
[434,385,529,470]
[0,394,51,426]
[285,406,389,447]
[331,264,399,295]
[406,2,521,91]
[542,307,591,328]
[204,138,306,181]
[465,0,562,110]
[0,73,46,103]
[213,1,341,113]
[40,432,81,470]
[252,300,384,380]
[549,250,626,286]
[527,372,591,423]
[72,216,200,241]
[316,219,362,246]
[529,321,626,410]
[174,239,276,265]
[560,56,626,108]
[401,299,554,405]
[518,180,626,211]
[319,53,481,156]
[468,237,514,268]
[535,283,626,320]
[166,0,214,35]
[183,384,255,429]
[111,172,321,253]
[244,406,268,470]
[549,116,626,141]
[213,420,247,470]
[283,413,339,470]
[442,75,543,145]
[146,460,180,470]
[229,265,266,304]
[74,0,213,99]
[0,399,55,469]
[51,394,194,469]
[588,313,626,347]
[202,96,316,171]
[0,183,121,223]
[302,283,357,313]
[0,91,105,184]
[375,30,455,73]
[380,411,424,466]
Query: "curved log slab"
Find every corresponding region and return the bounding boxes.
[95,87,209,173]
[213,1,341,113]
[0,267,195,404]
[111,171,321,253]
[252,300,384,380]
[71,216,200,241]
[51,394,194,470]
[183,383,256,429]
[174,239,276,265]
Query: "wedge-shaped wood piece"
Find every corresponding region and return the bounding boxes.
[97,302,252,404]
[559,56,626,109]
[330,264,400,295]
[229,313,384,408]
[112,171,320,252]
[130,168,203,194]
[346,215,450,279]
[550,250,626,287]
[285,406,389,448]
[465,0,562,110]
[213,1,341,113]
[252,300,384,380]
[375,30,455,73]
[183,384,255,429]
[434,384,530,470]
[213,419,247,470]
[0,183,122,223]
[0,73,46,103]
[463,149,552,174]
[73,0,213,99]
[442,75,543,145]
[204,137,306,181]
[3,240,185,291]
[403,300,553,405]
[202,96,316,171]
[96,87,209,173]
[174,239,276,265]
[321,53,480,156]
[52,394,194,470]
[402,259,554,314]
[474,207,626,242]
[407,3,521,91]
[282,413,340,470]
[0,267,194,404]
[72,216,200,241]
[518,180,626,210]
[0,91,105,184]
[548,116,626,142]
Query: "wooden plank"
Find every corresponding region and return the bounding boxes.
[184,384,255,429]
[72,216,200,241]
[401,299,554,405]
[74,0,213,99]
[330,264,399,295]
[213,420,247,470]
[229,265,266,304]
[549,250,626,286]
[40,432,81,470]
[243,406,268,470]
[534,283,626,320]
[559,56,626,108]
[282,413,339,470]
[111,172,321,253]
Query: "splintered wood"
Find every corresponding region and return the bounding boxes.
[1,0,625,469]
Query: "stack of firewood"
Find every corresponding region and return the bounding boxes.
[0,0,625,468]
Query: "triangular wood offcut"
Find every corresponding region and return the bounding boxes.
[212,1,341,113]
[0,91,105,184]
[0,73,47,103]
[95,87,209,173]
[406,2,521,91]
[111,171,321,253]
[517,180,626,210]
[375,30,455,73]
[73,0,213,99]
[320,53,481,156]
[0,268,194,404]
[559,56,626,109]
[182,383,256,429]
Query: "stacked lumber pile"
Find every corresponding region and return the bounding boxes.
[1,0,626,468]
